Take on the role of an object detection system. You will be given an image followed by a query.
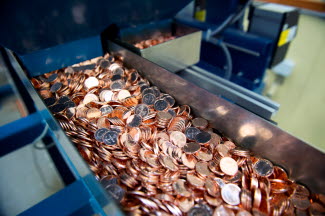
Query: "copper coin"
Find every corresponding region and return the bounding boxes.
[185,127,200,141]
[220,157,238,176]
[216,144,230,157]
[135,104,150,117]
[160,155,178,171]
[102,131,119,145]
[95,128,109,142]
[188,204,212,216]
[253,159,273,177]
[151,86,161,97]
[221,183,241,205]
[154,99,168,111]
[177,197,194,213]
[58,95,70,104]
[142,93,156,105]
[142,88,154,96]
[117,90,131,100]
[110,80,125,90]
[170,131,187,148]
[164,95,175,107]
[100,90,114,102]
[192,117,208,129]
[44,97,56,106]
[183,142,201,154]
[66,107,76,119]
[83,93,99,104]
[64,101,75,108]
[49,103,65,113]
[182,154,197,169]
[84,76,99,89]
[105,184,125,202]
[195,161,211,177]
[236,210,252,216]
[168,109,176,117]
[187,173,204,187]
[46,73,58,82]
[173,179,191,197]
[127,114,142,127]
[100,59,110,68]
[86,108,101,119]
[100,105,113,115]
[213,205,235,216]
[50,82,62,92]
[196,147,213,161]
[195,131,212,144]
[205,178,220,197]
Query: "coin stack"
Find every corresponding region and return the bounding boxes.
[134,35,176,49]
[31,54,324,216]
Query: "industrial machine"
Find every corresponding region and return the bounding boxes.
[0,0,323,215]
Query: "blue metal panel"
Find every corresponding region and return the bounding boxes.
[198,28,273,91]
[18,174,124,216]
[19,36,103,77]
[0,0,191,55]
[0,112,46,156]
[205,0,239,25]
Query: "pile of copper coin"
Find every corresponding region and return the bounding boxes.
[30,54,325,216]
[134,35,176,49]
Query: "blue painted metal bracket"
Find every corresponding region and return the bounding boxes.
[18,174,124,216]
[0,112,46,157]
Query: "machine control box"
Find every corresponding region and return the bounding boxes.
[248,3,299,67]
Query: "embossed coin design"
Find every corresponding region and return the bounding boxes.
[105,184,125,202]
[253,159,274,177]
[102,131,118,145]
[154,99,168,111]
[142,93,156,105]
[134,104,149,117]
[95,128,109,142]
[185,127,201,141]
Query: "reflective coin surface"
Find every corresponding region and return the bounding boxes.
[221,183,241,205]
[95,128,109,142]
[102,131,119,145]
[106,184,125,202]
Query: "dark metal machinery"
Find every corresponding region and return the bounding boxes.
[0,0,323,215]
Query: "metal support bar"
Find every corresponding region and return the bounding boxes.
[0,112,46,157]
[178,66,279,119]
[18,174,124,216]
[0,47,36,114]
[223,41,261,57]
[18,179,96,216]
[42,134,77,185]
